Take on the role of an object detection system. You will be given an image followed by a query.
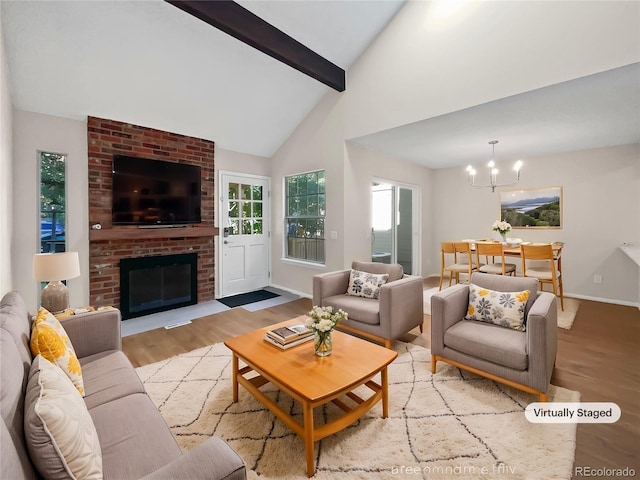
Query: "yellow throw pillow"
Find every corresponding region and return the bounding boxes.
[31,307,85,396]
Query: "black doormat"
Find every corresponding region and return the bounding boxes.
[218,289,280,308]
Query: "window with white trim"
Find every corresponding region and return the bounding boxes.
[285,170,325,263]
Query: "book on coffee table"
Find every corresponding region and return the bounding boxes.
[263,333,313,350]
[266,323,312,345]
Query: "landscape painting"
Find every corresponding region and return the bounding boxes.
[499,186,562,228]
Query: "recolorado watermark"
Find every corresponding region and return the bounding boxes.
[525,402,621,423]
[575,466,636,477]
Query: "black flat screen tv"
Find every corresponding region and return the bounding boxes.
[112,155,201,226]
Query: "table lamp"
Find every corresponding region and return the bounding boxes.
[33,252,81,314]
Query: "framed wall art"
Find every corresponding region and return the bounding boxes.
[499,186,562,229]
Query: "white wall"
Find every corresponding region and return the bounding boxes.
[12,110,88,312]
[0,20,12,296]
[214,147,271,227]
[268,0,639,303]
[344,143,432,274]
[215,147,270,177]
[430,144,640,305]
[344,0,640,139]
[270,92,346,295]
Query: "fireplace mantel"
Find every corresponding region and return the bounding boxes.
[90,226,218,241]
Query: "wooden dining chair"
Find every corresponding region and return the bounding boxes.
[439,241,478,290]
[521,243,564,310]
[475,241,516,276]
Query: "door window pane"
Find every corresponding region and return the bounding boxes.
[229,183,239,200]
[227,181,266,237]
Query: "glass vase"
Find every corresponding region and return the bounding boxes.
[500,233,507,243]
[314,330,332,357]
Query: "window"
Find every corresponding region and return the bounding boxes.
[285,171,325,263]
[228,182,263,236]
[39,152,66,253]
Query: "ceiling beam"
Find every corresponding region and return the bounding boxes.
[166,0,346,92]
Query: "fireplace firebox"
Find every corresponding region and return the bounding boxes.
[120,253,197,319]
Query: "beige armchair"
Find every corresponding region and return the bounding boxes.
[431,272,557,402]
[313,261,424,348]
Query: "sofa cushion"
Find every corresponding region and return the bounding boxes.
[30,308,84,395]
[89,393,182,479]
[352,261,404,282]
[323,294,380,325]
[346,269,388,299]
[465,283,530,331]
[444,320,528,370]
[80,350,146,410]
[0,291,33,368]
[24,356,103,480]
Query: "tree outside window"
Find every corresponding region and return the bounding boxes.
[285,171,325,263]
[40,152,66,253]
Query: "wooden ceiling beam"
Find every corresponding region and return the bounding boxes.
[166,0,346,92]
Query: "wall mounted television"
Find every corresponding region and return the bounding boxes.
[112,155,202,226]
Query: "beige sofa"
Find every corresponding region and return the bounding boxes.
[313,261,424,348]
[1,291,246,480]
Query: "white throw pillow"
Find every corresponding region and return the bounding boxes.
[346,269,389,299]
[465,283,530,331]
[24,355,103,480]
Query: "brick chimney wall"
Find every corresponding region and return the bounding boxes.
[87,117,215,308]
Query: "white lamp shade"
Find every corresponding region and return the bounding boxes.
[33,252,81,282]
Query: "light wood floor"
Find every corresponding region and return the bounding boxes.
[122,281,640,480]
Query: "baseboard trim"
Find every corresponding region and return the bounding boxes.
[564,292,639,309]
[269,283,312,300]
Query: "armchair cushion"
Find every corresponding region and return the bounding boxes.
[346,270,388,299]
[465,283,530,331]
[444,320,528,370]
[322,294,380,325]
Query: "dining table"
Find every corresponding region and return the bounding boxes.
[467,240,563,259]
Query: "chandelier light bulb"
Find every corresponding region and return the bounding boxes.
[487,160,495,168]
[514,160,523,171]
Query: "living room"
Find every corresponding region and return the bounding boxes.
[1,1,639,479]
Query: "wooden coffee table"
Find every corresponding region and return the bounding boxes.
[224,317,398,477]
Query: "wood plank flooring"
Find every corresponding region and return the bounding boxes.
[122,283,640,480]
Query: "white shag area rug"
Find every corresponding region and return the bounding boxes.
[424,288,580,330]
[136,342,579,479]
[557,298,580,330]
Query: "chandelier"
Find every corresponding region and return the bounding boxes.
[466,140,523,192]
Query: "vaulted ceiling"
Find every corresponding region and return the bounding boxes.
[1,0,404,157]
[2,1,638,168]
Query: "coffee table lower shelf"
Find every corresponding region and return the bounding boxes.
[231,357,390,477]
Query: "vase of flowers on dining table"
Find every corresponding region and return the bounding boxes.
[492,220,512,243]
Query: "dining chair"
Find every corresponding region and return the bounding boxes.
[475,241,517,276]
[439,241,478,290]
[521,243,564,310]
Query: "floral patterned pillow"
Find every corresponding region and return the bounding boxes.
[346,270,389,299]
[30,308,85,396]
[465,283,530,331]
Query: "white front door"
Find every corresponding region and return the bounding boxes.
[219,173,270,297]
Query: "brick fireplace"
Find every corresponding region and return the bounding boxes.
[87,117,216,310]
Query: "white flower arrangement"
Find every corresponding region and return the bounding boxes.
[305,305,347,333]
[492,220,512,235]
